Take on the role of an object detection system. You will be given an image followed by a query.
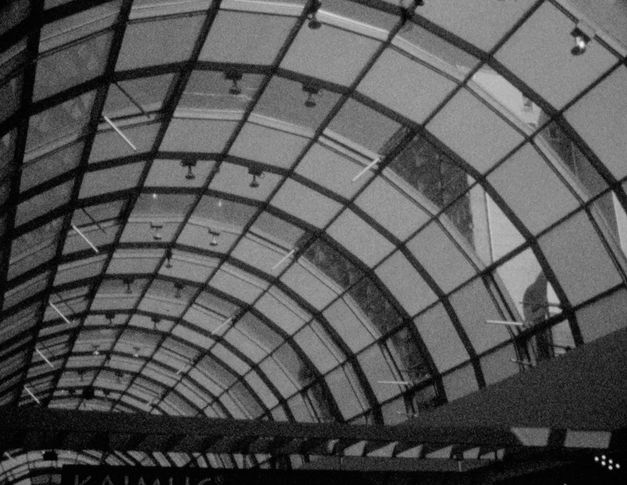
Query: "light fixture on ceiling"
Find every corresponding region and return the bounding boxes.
[208,228,220,246]
[224,70,243,95]
[165,247,173,268]
[302,84,320,107]
[92,345,100,356]
[248,167,264,188]
[180,159,197,180]
[174,282,184,299]
[104,353,111,366]
[133,346,141,358]
[151,316,161,330]
[150,221,164,240]
[570,25,592,56]
[105,311,115,325]
[42,450,57,462]
[306,0,322,29]
[123,277,133,294]
[115,370,124,383]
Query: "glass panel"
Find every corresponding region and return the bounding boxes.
[293,324,339,374]
[0,73,21,125]
[358,48,456,124]
[388,133,474,216]
[0,130,17,188]
[34,31,112,101]
[406,222,477,293]
[480,344,519,385]
[323,299,374,353]
[230,123,308,169]
[495,2,617,109]
[230,382,264,417]
[254,76,341,131]
[180,70,262,112]
[26,91,96,153]
[282,23,380,86]
[413,303,468,373]
[89,121,161,163]
[327,209,395,267]
[357,344,398,402]
[375,250,436,316]
[347,276,403,336]
[488,144,580,235]
[160,118,236,153]
[384,325,430,382]
[271,179,342,229]
[104,74,174,116]
[116,15,205,70]
[8,218,62,280]
[79,161,144,198]
[470,65,547,130]
[565,66,627,180]
[301,238,363,292]
[199,11,295,65]
[3,271,49,311]
[538,211,622,305]
[327,98,401,155]
[426,88,523,174]
[395,21,479,74]
[449,277,511,354]
[0,0,29,35]
[15,180,73,226]
[20,141,83,192]
[324,364,366,419]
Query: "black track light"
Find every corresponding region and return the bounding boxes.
[123,277,133,294]
[302,84,320,108]
[224,70,243,95]
[571,27,591,56]
[150,221,163,240]
[180,159,197,180]
[248,167,264,188]
[165,248,173,268]
[306,0,322,29]
[151,316,161,330]
[174,282,184,299]
[208,228,220,247]
[105,311,115,325]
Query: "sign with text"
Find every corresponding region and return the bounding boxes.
[60,465,404,485]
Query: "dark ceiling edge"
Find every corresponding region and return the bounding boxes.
[401,325,627,431]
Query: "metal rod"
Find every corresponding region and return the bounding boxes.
[80,207,107,235]
[377,380,412,385]
[35,347,54,369]
[24,385,41,405]
[272,248,295,270]
[211,317,233,335]
[71,223,99,254]
[486,319,524,327]
[49,302,72,325]
[4,451,14,461]
[352,157,380,182]
[103,115,138,151]
[113,81,151,120]
[511,358,533,366]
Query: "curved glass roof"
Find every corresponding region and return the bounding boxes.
[1,0,627,473]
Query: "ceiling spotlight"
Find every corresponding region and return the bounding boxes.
[133,346,141,358]
[92,345,100,356]
[123,277,133,294]
[180,159,197,180]
[151,316,161,330]
[105,311,115,325]
[302,84,320,108]
[224,70,243,95]
[306,0,322,29]
[208,228,220,247]
[165,247,173,268]
[115,370,124,383]
[571,27,591,56]
[174,282,184,299]
[248,167,264,188]
[104,353,111,365]
[43,450,58,461]
[150,221,164,240]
